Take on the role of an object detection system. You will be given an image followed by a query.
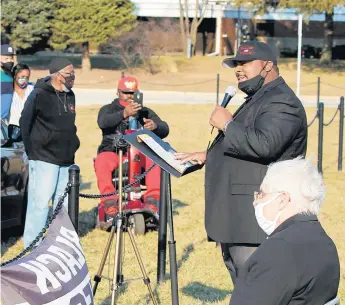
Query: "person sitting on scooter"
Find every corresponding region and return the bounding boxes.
[94,76,169,216]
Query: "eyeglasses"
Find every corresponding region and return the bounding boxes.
[120,91,134,95]
[254,190,282,201]
[59,71,75,77]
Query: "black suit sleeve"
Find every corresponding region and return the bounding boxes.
[19,90,38,155]
[230,239,296,305]
[140,107,169,139]
[97,104,124,129]
[223,96,302,160]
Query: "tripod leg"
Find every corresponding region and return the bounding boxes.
[111,219,123,305]
[93,224,116,296]
[127,228,158,305]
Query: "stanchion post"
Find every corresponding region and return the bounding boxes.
[166,174,179,305]
[317,77,321,109]
[121,71,125,78]
[68,164,80,232]
[338,96,344,171]
[216,74,220,105]
[157,169,168,283]
[318,102,324,174]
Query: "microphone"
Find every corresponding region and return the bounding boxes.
[220,86,237,108]
[207,86,237,150]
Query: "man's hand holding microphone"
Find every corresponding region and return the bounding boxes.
[175,86,236,165]
[209,105,233,131]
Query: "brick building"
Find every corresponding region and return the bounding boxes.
[132,0,345,57]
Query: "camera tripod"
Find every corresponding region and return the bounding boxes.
[92,148,158,305]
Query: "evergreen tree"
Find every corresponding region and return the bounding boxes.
[51,0,137,71]
[1,0,54,51]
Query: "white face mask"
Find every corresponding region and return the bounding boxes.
[254,193,284,235]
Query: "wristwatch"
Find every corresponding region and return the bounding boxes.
[223,120,232,132]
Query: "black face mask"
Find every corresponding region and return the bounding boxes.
[1,61,14,74]
[64,75,75,90]
[59,73,75,90]
[238,63,268,96]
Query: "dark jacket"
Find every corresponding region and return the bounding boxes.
[97,98,169,154]
[205,77,308,244]
[1,69,14,120]
[230,214,340,305]
[19,77,80,166]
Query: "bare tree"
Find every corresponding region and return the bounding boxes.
[106,18,181,74]
[179,0,208,57]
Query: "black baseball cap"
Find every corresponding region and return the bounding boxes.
[1,44,15,56]
[223,41,277,68]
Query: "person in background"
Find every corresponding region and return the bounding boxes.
[94,76,169,216]
[9,63,34,126]
[1,44,15,121]
[20,58,80,248]
[230,157,340,305]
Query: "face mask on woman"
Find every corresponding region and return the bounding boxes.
[17,77,29,89]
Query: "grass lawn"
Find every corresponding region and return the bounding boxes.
[1,104,344,305]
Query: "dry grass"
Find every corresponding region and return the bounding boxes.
[1,104,344,305]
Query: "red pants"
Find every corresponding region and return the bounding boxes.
[94,151,160,204]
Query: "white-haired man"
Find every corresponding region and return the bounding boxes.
[230,157,340,305]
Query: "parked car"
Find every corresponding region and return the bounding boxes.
[332,45,345,60]
[302,45,322,59]
[1,121,29,231]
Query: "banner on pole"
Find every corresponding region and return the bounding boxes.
[1,207,94,305]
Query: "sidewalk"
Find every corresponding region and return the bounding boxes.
[74,88,341,108]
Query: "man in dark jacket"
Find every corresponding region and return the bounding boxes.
[230,157,340,305]
[20,58,80,248]
[94,76,169,215]
[176,41,308,286]
[1,44,15,121]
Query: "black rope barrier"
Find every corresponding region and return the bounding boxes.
[79,164,156,199]
[307,111,319,127]
[322,83,345,90]
[1,163,156,266]
[1,184,71,267]
[323,107,340,127]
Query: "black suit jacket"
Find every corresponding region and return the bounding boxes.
[205,77,308,243]
[230,214,340,305]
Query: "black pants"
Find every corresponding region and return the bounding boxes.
[220,243,259,286]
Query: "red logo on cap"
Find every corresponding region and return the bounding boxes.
[239,46,254,55]
[118,76,139,91]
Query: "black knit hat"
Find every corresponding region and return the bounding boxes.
[49,58,72,74]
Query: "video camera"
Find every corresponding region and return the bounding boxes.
[112,133,130,150]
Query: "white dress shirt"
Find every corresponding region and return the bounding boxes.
[9,84,34,126]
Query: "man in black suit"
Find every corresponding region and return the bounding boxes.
[176,41,308,286]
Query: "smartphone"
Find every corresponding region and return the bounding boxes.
[133,90,143,107]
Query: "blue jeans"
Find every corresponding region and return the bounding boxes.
[23,160,70,248]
